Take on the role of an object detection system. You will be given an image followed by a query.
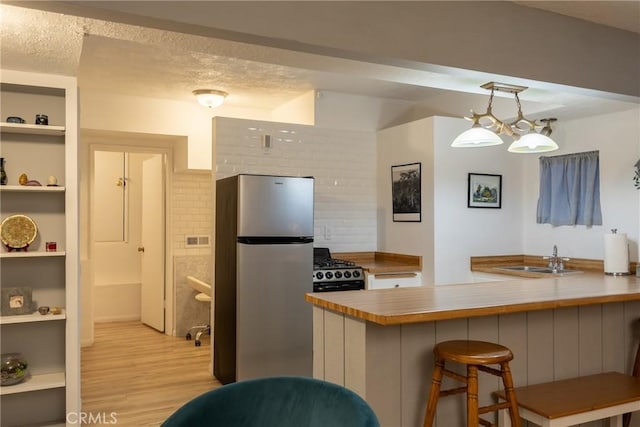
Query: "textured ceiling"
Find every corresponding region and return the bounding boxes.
[1,2,638,121]
[1,4,451,110]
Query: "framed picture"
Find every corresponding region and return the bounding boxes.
[468,173,502,209]
[391,162,421,222]
[1,287,33,316]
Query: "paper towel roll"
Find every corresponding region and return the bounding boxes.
[604,232,629,274]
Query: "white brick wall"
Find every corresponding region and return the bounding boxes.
[215,117,377,252]
[171,118,378,255]
[172,172,212,256]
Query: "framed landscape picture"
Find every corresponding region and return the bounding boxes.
[468,173,502,209]
[391,162,421,222]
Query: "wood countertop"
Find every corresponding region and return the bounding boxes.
[471,254,638,278]
[305,273,640,326]
[333,251,421,274]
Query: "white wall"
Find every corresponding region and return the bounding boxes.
[172,172,213,256]
[272,90,315,125]
[432,117,525,284]
[314,90,416,132]
[93,152,151,322]
[80,90,283,170]
[377,110,640,286]
[93,153,145,286]
[377,116,525,285]
[522,107,640,263]
[214,116,377,252]
[376,117,435,282]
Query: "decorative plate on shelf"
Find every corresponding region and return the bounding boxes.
[0,215,37,250]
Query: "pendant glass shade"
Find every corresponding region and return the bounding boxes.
[451,126,504,147]
[193,89,227,108]
[507,132,559,153]
[452,83,560,153]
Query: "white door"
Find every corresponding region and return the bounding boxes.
[140,155,165,331]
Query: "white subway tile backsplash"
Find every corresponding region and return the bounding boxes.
[172,118,377,254]
[172,172,212,251]
[214,117,377,252]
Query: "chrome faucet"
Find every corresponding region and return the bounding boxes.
[544,244,569,272]
[550,245,559,271]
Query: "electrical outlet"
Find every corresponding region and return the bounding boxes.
[324,225,332,240]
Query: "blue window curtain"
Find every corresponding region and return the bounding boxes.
[536,150,602,226]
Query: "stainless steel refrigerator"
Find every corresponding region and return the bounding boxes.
[214,174,314,384]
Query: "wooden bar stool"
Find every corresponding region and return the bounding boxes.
[423,340,521,427]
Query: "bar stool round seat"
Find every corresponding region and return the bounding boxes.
[424,340,521,427]
[435,340,514,365]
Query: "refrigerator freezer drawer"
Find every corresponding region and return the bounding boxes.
[237,175,314,237]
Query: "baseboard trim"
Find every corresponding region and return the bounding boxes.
[94,315,141,323]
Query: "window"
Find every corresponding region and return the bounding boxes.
[536,150,602,226]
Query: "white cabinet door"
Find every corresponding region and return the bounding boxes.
[366,272,422,289]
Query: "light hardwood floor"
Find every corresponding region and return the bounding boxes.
[81,321,221,426]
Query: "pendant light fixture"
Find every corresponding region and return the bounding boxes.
[193,89,228,108]
[452,82,558,153]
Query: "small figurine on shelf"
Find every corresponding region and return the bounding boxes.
[0,158,7,185]
[18,173,41,186]
[47,175,58,186]
[35,114,48,125]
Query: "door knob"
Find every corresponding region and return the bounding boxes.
[138,247,145,253]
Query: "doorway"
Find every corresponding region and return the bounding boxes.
[89,146,168,332]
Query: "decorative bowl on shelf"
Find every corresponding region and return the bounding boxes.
[1,353,29,386]
[0,214,37,251]
[6,117,25,124]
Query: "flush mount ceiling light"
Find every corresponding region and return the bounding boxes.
[193,89,228,108]
[452,82,559,154]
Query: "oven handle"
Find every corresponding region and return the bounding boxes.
[313,281,365,292]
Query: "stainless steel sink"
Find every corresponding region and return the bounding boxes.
[496,266,583,275]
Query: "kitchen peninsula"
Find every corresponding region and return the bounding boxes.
[306,274,640,427]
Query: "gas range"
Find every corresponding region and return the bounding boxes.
[313,248,365,292]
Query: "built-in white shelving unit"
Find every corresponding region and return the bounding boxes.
[0,251,67,259]
[0,70,79,426]
[0,372,66,396]
[1,122,66,136]
[0,184,66,192]
[0,311,66,325]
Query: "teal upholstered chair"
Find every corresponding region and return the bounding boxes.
[161,376,380,427]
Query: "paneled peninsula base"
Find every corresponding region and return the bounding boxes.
[312,301,640,427]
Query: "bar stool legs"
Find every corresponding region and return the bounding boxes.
[499,361,520,427]
[467,365,479,427]
[423,340,521,427]
[424,359,444,427]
